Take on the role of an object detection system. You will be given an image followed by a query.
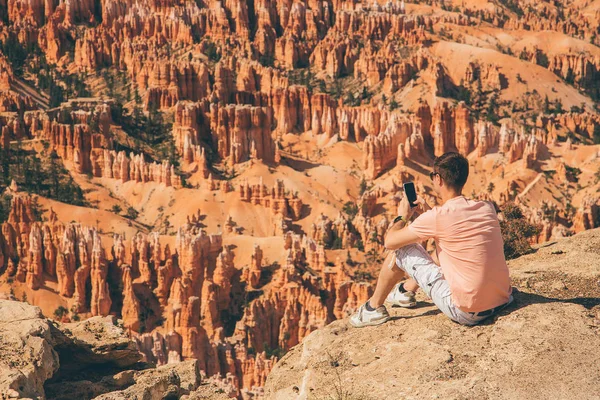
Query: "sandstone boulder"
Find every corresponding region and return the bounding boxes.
[0,300,226,399]
[0,301,61,399]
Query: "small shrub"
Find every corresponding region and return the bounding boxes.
[54,306,69,320]
[346,250,353,264]
[570,105,583,113]
[342,202,359,219]
[355,237,364,252]
[565,165,582,182]
[329,235,343,250]
[203,41,220,62]
[126,207,139,220]
[369,231,380,244]
[264,342,285,359]
[0,194,13,223]
[259,54,274,67]
[500,203,541,260]
[353,269,373,282]
[359,178,371,195]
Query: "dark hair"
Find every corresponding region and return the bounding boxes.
[433,152,469,191]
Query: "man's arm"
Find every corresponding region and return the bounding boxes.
[384,221,421,250]
[383,195,427,250]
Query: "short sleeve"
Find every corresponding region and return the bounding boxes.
[407,209,437,240]
[486,200,500,214]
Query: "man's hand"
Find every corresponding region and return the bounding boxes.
[413,195,431,214]
[385,193,431,250]
[397,195,414,221]
[392,195,431,230]
[398,195,430,219]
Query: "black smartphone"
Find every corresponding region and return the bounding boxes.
[403,182,417,208]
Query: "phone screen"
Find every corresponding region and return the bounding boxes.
[403,182,417,207]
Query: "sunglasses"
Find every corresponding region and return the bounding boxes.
[429,171,439,180]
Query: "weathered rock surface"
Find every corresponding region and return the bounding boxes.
[0,299,228,400]
[0,300,61,399]
[265,229,600,399]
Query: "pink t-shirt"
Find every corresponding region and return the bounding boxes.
[407,196,511,312]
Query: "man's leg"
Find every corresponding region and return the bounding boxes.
[369,251,409,308]
[352,243,493,327]
[404,278,419,293]
[349,250,419,327]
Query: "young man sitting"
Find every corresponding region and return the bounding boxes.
[350,152,513,327]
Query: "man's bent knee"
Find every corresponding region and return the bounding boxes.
[396,243,428,258]
[392,243,431,272]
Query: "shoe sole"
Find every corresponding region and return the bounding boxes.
[385,300,417,308]
[349,316,390,328]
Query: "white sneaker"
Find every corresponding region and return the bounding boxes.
[349,303,390,328]
[385,283,417,308]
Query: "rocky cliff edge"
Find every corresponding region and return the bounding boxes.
[0,300,229,400]
[264,229,600,400]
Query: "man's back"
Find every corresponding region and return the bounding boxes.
[408,196,511,312]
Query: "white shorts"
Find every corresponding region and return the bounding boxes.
[391,243,512,326]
